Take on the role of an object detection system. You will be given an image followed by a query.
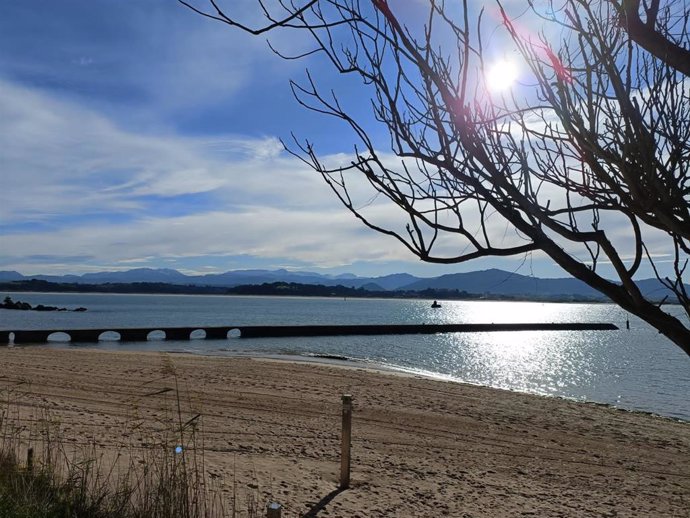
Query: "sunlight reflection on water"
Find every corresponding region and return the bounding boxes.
[434,330,598,397]
[431,299,609,325]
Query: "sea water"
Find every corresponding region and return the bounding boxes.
[1,292,688,421]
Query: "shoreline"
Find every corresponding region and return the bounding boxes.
[1,346,687,516]
[225,352,690,425]
[252,353,690,424]
[6,342,689,423]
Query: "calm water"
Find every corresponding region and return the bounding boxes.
[1,292,688,421]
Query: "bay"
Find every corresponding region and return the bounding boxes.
[1,292,688,421]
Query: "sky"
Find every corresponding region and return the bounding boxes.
[0,0,674,280]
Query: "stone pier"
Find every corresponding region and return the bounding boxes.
[0,322,618,345]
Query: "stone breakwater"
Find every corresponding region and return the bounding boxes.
[0,322,618,345]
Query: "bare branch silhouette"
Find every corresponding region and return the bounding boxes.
[182,0,690,356]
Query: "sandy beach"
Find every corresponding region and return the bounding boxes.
[0,347,687,517]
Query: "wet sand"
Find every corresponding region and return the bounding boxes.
[0,347,688,517]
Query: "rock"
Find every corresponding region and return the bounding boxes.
[0,296,87,312]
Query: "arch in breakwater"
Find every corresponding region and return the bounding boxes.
[190,329,206,339]
[47,332,71,342]
[147,330,166,341]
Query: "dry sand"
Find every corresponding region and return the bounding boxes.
[0,346,688,517]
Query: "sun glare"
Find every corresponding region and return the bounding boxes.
[485,59,520,93]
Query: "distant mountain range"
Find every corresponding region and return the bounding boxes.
[0,268,418,291]
[0,267,683,302]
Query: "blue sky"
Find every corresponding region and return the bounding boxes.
[0,1,671,279]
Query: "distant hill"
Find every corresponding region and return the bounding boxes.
[370,273,420,291]
[2,267,685,302]
[399,268,686,302]
[78,268,189,284]
[5,268,405,290]
[0,271,24,282]
[12,268,190,285]
[400,269,601,298]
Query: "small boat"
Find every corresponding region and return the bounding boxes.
[431,300,442,308]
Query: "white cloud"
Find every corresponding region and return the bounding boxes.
[0,77,420,273]
[0,79,332,219]
[0,208,412,272]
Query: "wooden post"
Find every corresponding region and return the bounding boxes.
[26,447,34,473]
[266,502,282,518]
[340,394,352,489]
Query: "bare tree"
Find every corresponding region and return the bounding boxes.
[614,0,690,75]
[181,0,690,356]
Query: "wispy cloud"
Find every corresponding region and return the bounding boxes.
[0,76,424,274]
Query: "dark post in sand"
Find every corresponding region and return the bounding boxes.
[340,394,353,489]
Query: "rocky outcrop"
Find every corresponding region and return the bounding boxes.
[1,296,86,312]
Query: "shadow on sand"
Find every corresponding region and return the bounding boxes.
[302,487,346,517]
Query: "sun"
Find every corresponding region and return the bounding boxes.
[485,58,520,93]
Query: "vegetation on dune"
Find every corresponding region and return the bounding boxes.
[0,380,264,518]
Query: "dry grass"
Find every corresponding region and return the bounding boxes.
[0,378,264,518]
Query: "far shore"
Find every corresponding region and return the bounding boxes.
[0,279,612,303]
[0,347,687,516]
